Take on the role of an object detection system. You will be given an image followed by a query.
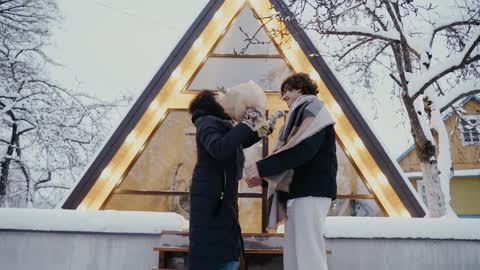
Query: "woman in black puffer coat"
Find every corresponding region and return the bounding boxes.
[188,90,261,270]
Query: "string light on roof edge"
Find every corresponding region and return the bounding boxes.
[367,177,380,193]
[125,132,136,145]
[149,100,159,111]
[171,67,181,79]
[309,70,320,81]
[100,167,112,179]
[216,20,227,34]
[290,41,299,49]
[214,10,223,20]
[401,210,411,217]
[283,48,297,67]
[330,103,341,115]
[193,38,203,48]
[195,48,207,63]
[376,172,389,185]
[354,137,364,149]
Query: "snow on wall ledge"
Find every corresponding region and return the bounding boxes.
[0,208,189,234]
[325,217,480,240]
[0,209,478,240]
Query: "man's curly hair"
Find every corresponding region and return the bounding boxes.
[188,90,231,120]
[280,73,319,95]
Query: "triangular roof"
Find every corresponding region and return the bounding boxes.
[62,0,425,217]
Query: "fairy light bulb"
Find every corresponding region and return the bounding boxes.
[329,103,341,116]
[100,167,112,179]
[214,10,223,20]
[149,100,159,111]
[193,38,203,49]
[171,68,181,79]
[309,71,320,81]
[354,137,364,149]
[125,132,136,145]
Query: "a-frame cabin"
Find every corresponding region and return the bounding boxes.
[62,0,425,232]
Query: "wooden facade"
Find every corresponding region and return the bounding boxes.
[398,97,480,217]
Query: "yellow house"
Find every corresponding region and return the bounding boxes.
[62,0,426,232]
[398,96,480,218]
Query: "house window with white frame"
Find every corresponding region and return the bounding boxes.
[458,115,480,146]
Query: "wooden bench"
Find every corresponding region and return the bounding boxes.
[153,230,331,270]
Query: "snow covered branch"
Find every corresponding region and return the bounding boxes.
[410,29,480,100]
[433,19,480,38]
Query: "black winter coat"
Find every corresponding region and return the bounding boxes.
[188,110,260,270]
[257,125,337,200]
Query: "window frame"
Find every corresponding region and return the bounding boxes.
[458,115,480,146]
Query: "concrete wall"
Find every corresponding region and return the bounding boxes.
[1,230,479,270]
[0,231,161,270]
[326,238,480,270]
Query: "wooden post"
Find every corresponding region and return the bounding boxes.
[158,251,167,269]
[239,254,246,270]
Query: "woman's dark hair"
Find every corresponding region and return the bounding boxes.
[280,72,319,95]
[188,90,231,120]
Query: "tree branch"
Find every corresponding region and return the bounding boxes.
[412,54,480,101]
[338,38,375,60]
[319,28,400,43]
[440,90,480,113]
[411,31,480,100]
[433,20,480,39]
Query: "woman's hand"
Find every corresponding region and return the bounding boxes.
[255,110,285,138]
[241,107,265,130]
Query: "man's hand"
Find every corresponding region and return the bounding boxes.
[244,163,262,188]
[246,176,262,188]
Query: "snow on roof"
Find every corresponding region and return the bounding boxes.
[0,208,188,234]
[442,95,480,121]
[1,209,479,240]
[404,169,480,179]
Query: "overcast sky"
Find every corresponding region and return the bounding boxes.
[46,0,209,100]
[45,0,413,157]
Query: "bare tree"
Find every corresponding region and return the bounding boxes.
[258,0,479,217]
[0,0,131,207]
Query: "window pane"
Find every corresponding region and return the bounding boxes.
[464,132,472,142]
[329,199,385,217]
[104,193,190,220]
[214,6,281,55]
[188,57,292,92]
[118,111,195,191]
[240,140,264,194]
[239,198,262,233]
[337,142,367,195]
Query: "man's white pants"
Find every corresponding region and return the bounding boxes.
[284,196,331,270]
